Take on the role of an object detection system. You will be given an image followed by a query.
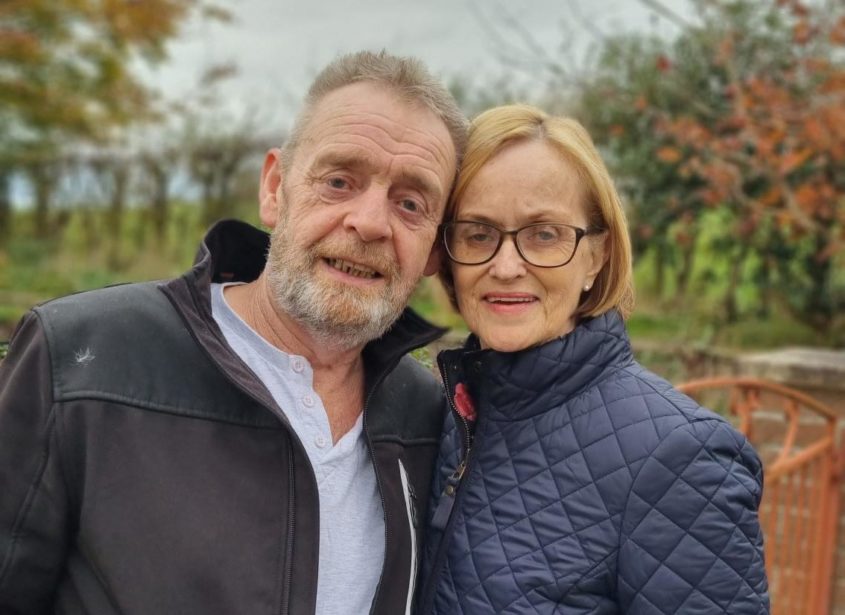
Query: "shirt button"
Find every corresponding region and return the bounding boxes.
[302,395,315,408]
[291,359,304,373]
[315,435,328,448]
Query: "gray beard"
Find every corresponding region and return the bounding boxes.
[266,229,413,350]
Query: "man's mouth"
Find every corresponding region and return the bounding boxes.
[324,258,381,279]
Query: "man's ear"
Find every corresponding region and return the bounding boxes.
[422,243,442,277]
[259,148,285,228]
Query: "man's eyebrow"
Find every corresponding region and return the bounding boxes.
[315,152,442,202]
[396,171,440,202]
[313,152,378,173]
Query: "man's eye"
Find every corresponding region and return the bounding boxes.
[399,199,421,214]
[326,177,350,190]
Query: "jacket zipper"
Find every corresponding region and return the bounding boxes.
[418,362,478,613]
[364,389,389,615]
[280,443,296,615]
[429,365,472,530]
[364,348,441,614]
[397,459,418,615]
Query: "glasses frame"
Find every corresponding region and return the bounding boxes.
[441,220,606,268]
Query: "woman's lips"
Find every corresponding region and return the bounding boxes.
[482,292,538,313]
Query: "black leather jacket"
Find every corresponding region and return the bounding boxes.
[0,220,446,615]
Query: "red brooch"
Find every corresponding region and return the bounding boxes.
[453,382,477,422]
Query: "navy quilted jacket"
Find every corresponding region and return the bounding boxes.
[418,311,769,614]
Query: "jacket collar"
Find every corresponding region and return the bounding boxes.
[160,219,445,408]
[439,310,634,422]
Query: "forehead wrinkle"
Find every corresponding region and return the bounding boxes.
[312,149,379,174]
[311,106,454,171]
[312,135,445,178]
[305,127,450,179]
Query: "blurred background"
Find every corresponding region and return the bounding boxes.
[4,3,845,609]
[1,0,843,374]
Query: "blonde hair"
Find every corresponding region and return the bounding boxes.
[439,103,634,319]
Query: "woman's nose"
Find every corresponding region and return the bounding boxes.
[488,236,527,280]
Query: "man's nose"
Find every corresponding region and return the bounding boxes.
[343,187,393,242]
[488,236,527,280]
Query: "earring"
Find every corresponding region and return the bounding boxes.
[583,283,591,292]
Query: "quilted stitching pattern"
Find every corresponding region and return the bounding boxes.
[419,311,768,614]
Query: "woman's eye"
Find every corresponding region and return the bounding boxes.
[528,228,560,243]
[468,232,493,243]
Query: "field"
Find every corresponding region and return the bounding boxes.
[0,204,838,371]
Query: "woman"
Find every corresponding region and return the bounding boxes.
[417,105,769,614]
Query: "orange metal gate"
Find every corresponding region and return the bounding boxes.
[678,377,842,615]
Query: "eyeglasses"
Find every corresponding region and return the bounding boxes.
[441,220,605,268]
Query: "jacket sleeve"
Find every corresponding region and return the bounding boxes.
[618,419,769,614]
[0,312,71,613]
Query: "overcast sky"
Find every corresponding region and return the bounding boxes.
[140,0,693,133]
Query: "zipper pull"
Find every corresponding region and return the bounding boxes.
[430,459,467,530]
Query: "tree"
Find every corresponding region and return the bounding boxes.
[575,0,845,333]
[0,0,229,241]
[575,34,712,299]
[653,0,845,331]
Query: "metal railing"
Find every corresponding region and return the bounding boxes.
[678,377,842,615]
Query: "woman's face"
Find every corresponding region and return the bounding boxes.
[452,139,607,352]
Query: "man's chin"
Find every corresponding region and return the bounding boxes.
[282,286,405,346]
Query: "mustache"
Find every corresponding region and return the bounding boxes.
[310,239,399,278]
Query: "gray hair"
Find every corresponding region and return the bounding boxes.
[282,50,467,169]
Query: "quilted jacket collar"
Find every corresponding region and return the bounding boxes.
[440,310,633,422]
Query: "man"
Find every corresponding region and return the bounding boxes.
[0,50,466,614]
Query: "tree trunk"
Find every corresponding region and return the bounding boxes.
[0,169,11,246]
[803,232,833,332]
[654,242,667,298]
[29,162,55,239]
[675,238,697,297]
[106,164,129,269]
[150,165,169,245]
[723,243,749,323]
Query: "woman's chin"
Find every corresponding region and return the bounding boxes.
[477,325,575,353]
[478,332,541,353]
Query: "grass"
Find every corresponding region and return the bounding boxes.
[0,204,839,358]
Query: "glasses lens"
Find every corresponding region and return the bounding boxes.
[516,224,578,267]
[445,222,500,264]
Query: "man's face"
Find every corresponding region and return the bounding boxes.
[261,82,457,348]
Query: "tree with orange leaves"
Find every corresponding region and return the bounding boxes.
[577,0,845,336]
[0,0,229,240]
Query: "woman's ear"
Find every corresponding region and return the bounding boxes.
[259,148,285,228]
[585,233,610,284]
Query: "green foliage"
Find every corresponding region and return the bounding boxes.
[0,0,228,156]
[569,0,845,337]
[0,204,215,333]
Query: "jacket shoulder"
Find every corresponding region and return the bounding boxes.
[32,282,276,426]
[367,354,445,444]
[595,361,727,437]
[33,282,176,380]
